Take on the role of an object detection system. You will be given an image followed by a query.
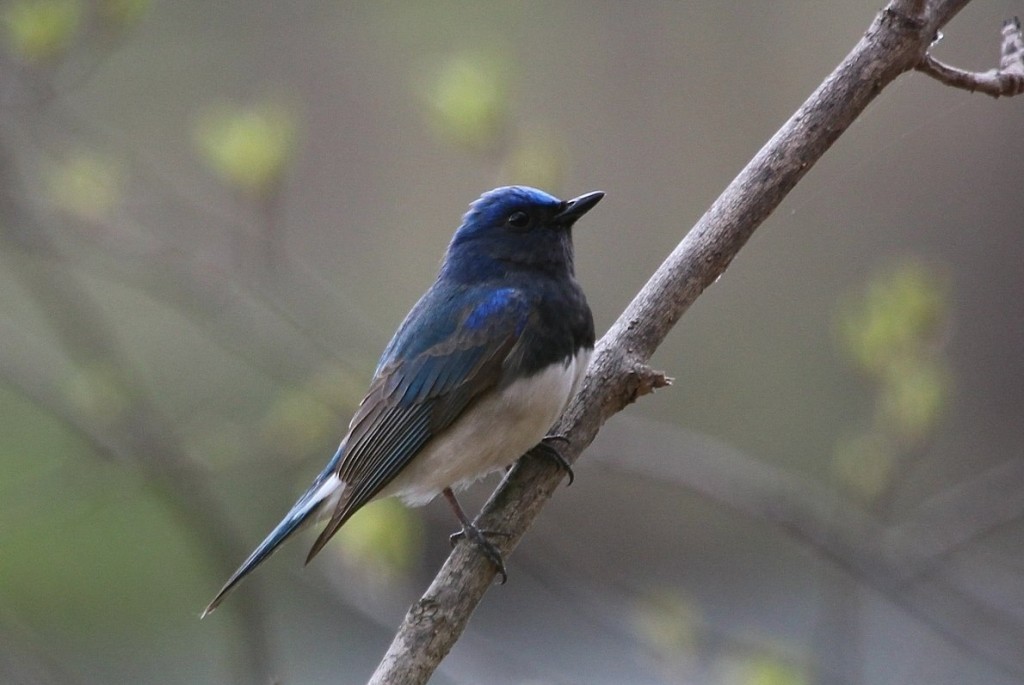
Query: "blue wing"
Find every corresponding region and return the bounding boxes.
[202,284,533,616]
[305,284,533,560]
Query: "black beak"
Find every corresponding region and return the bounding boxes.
[555,191,604,225]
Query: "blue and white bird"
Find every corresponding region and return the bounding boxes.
[202,185,603,616]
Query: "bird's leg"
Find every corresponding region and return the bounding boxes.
[443,487,509,583]
[526,435,575,485]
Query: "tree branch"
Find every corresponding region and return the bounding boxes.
[886,458,1024,576]
[369,2,1005,682]
[0,137,277,685]
[916,17,1024,97]
[588,419,1024,677]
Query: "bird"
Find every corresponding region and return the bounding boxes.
[202,185,603,617]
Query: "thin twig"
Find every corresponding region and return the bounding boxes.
[916,17,1024,97]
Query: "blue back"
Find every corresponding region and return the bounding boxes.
[316,186,596,543]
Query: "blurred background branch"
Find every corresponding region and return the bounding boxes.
[0,2,1021,685]
[0,56,276,685]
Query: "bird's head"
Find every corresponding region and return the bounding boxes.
[442,186,604,281]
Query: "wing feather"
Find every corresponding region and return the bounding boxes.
[306,286,532,561]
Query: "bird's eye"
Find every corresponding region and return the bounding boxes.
[507,211,531,230]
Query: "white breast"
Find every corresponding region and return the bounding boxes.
[378,348,591,506]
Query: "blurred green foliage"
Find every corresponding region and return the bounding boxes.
[738,656,808,685]
[499,128,568,192]
[831,431,894,502]
[632,589,809,685]
[333,498,423,582]
[0,3,1016,683]
[837,262,948,378]
[194,102,297,196]
[877,356,948,444]
[2,474,207,636]
[0,389,205,639]
[61,361,129,431]
[260,364,364,461]
[421,52,571,193]
[833,262,951,500]
[47,151,123,222]
[260,387,338,459]
[98,0,149,29]
[632,588,699,680]
[186,420,247,472]
[422,53,510,154]
[2,0,80,63]
[633,588,699,654]
[262,366,426,581]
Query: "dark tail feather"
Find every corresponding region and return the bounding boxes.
[304,491,357,565]
[201,475,340,618]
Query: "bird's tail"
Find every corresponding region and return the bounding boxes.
[200,470,344,618]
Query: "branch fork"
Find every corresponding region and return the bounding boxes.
[916,17,1024,96]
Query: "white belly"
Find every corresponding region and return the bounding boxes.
[377,348,591,505]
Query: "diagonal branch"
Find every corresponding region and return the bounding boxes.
[369,1,1005,682]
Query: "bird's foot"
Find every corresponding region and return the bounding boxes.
[442,487,509,583]
[527,435,575,485]
[449,524,509,584]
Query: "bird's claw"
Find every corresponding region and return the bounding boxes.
[527,435,575,485]
[449,524,510,583]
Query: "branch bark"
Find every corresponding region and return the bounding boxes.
[916,17,1024,97]
[369,2,1008,682]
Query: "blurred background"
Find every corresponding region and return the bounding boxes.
[1,1,1022,683]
